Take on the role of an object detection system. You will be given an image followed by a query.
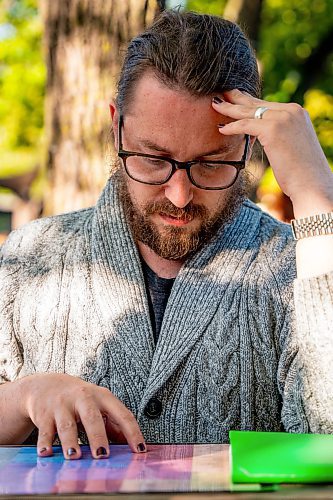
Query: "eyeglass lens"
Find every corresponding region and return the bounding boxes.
[124,155,239,188]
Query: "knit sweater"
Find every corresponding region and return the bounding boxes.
[1,174,332,443]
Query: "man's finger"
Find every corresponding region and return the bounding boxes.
[221,89,283,109]
[212,101,255,120]
[98,389,147,453]
[54,408,82,460]
[36,418,56,457]
[105,417,127,443]
[76,403,110,459]
[217,110,284,138]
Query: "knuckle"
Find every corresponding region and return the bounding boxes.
[288,102,303,113]
[89,432,106,442]
[57,419,76,433]
[98,386,110,397]
[77,385,90,396]
[38,429,53,439]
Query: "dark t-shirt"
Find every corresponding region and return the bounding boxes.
[141,260,175,343]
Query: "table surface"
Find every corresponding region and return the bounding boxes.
[0,444,332,499]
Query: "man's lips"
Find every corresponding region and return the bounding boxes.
[159,213,193,226]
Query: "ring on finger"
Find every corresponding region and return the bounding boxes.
[254,106,269,119]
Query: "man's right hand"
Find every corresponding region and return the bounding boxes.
[14,373,146,459]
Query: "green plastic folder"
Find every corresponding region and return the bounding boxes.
[230,430,333,484]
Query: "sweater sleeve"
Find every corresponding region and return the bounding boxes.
[294,272,333,432]
[0,231,24,383]
[279,271,333,434]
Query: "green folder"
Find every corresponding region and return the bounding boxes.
[230,430,333,484]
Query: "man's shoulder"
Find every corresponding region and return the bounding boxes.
[0,206,94,261]
[241,200,296,282]
[243,199,293,243]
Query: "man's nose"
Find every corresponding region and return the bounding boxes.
[164,168,193,208]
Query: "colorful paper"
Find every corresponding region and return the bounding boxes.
[0,444,230,494]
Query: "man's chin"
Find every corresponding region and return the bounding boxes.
[141,223,207,261]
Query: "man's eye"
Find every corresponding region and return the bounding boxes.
[200,163,221,170]
[143,158,166,167]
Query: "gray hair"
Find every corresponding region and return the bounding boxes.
[116,10,261,113]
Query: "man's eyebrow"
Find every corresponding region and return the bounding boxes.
[138,139,170,154]
[137,139,234,157]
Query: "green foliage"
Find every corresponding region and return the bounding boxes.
[259,0,333,169]
[260,0,332,99]
[0,0,45,178]
[186,0,227,14]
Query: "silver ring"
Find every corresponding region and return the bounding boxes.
[254,106,269,119]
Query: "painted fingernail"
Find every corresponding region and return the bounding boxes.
[67,448,77,457]
[96,446,108,457]
[218,123,225,128]
[137,442,147,453]
[212,96,223,104]
[39,447,47,454]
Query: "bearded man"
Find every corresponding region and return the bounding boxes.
[0,10,333,460]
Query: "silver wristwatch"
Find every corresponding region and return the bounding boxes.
[291,212,333,240]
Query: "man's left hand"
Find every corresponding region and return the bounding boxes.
[212,89,333,218]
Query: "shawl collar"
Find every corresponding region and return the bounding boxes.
[90,174,261,403]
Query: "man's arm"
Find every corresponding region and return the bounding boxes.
[0,380,36,443]
[0,229,147,458]
[212,90,333,432]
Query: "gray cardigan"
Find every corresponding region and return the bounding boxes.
[1,175,332,443]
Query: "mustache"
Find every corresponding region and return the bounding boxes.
[143,200,208,222]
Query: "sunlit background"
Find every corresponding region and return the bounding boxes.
[0,0,332,241]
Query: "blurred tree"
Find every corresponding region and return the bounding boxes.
[41,0,165,215]
[1,0,332,220]
[0,0,45,180]
[223,0,263,48]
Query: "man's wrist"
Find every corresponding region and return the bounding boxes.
[291,190,333,220]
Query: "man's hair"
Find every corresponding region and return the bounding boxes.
[116,10,261,113]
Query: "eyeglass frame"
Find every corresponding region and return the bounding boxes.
[117,114,250,191]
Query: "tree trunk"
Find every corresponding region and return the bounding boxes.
[223,0,263,50]
[41,0,164,215]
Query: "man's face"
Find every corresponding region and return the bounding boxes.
[112,73,249,260]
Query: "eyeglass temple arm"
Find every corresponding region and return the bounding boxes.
[118,115,124,150]
[242,134,250,162]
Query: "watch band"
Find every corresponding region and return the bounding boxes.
[291,211,333,240]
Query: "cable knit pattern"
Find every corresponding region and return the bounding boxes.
[0,173,332,443]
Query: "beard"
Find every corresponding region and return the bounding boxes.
[119,170,249,261]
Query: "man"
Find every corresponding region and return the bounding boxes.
[0,11,333,460]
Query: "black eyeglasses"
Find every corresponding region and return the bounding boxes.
[117,115,249,190]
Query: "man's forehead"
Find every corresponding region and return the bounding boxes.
[123,73,239,154]
[126,72,214,119]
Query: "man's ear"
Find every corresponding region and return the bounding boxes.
[109,101,119,149]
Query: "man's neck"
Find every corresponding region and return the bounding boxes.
[137,242,184,279]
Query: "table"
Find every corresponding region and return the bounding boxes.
[0,444,332,498]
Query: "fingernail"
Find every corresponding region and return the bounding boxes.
[137,442,147,453]
[218,123,225,128]
[39,447,47,454]
[67,448,77,457]
[212,96,223,104]
[96,446,108,457]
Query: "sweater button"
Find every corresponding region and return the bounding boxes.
[144,397,162,419]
